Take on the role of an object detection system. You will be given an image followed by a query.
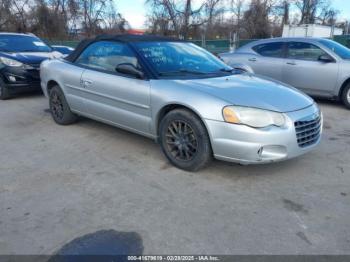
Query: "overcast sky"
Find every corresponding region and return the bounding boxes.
[116,0,350,29]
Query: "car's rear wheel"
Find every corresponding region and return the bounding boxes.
[0,79,11,100]
[159,109,212,171]
[49,85,78,125]
[341,83,350,109]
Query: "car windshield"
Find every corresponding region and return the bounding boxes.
[0,35,52,53]
[318,39,350,59]
[133,41,234,77]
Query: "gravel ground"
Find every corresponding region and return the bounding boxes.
[0,94,349,255]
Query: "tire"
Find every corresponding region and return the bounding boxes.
[49,85,78,125]
[159,109,212,171]
[0,79,11,100]
[341,83,350,109]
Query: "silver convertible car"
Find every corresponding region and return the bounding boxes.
[219,37,350,109]
[40,35,322,171]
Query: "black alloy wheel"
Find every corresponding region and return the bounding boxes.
[165,120,198,161]
[49,85,78,125]
[50,90,64,120]
[160,109,212,171]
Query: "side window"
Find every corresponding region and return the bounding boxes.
[252,42,284,58]
[75,41,139,73]
[287,42,327,61]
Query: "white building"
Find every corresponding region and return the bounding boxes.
[282,24,343,38]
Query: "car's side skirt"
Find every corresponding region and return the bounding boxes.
[71,109,157,140]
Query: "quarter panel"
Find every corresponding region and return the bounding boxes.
[41,59,86,112]
[335,61,350,96]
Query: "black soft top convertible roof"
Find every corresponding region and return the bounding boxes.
[65,34,181,62]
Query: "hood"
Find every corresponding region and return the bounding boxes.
[0,51,62,65]
[175,74,314,113]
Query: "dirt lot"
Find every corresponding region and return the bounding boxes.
[0,93,349,255]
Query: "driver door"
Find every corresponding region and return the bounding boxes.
[75,41,151,135]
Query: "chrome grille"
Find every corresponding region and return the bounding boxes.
[295,113,321,148]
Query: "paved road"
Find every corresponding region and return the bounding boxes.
[0,94,349,255]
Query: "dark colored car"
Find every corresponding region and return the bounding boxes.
[0,33,62,99]
[51,45,74,55]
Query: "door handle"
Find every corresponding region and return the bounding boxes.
[248,58,257,62]
[286,62,296,66]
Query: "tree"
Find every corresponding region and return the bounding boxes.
[242,0,275,38]
[145,0,206,39]
[318,3,339,26]
[230,0,245,37]
[11,0,32,32]
[204,0,224,38]
[280,0,289,25]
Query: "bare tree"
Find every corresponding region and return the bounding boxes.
[204,0,224,38]
[242,0,276,38]
[280,0,289,25]
[229,0,245,37]
[0,0,343,41]
[0,0,12,30]
[12,0,32,32]
[146,0,180,35]
[104,4,130,33]
[318,3,339,25]
[145,0,206,39]
[293,0,340,25]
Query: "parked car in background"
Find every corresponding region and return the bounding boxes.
[219,37,350,109]
[51,45,74,55]
[41,34,322,171]
[0,32,62,99]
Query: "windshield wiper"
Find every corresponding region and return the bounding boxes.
[158,69,208,76]
[19,50,44,52]
[217,68,246,75]
[219,68,234,72]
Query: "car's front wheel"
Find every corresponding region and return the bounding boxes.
[341,83,350,109]
[159,109,212,171]
[0,79,11,100]
[49,85,78,125]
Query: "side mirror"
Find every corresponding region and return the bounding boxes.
[318,54,334,63]
[116,63,144,79]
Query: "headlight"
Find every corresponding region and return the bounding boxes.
[223,106,285,128]
[0,57,23,67]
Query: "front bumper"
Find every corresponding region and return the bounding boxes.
[0,65,41,93]
[205,104,322,164]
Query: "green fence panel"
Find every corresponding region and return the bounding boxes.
[333,35,350,48]
[190,39,230,54]
[46,40,80,48]
[191,38,258,53]
[191,40,203,47]
[206,39,230,54]
[238,39,258,48]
